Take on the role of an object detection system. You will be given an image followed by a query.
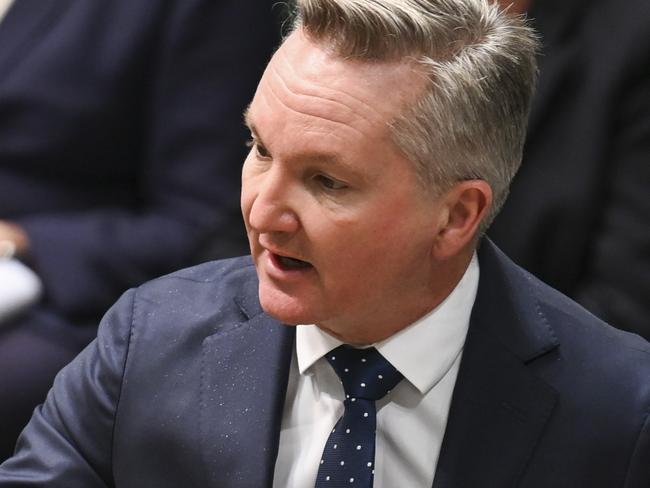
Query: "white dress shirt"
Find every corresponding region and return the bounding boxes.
[273,253,479,487]
[0,0,14,24]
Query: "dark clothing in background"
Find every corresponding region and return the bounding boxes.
[0,0,279,459]
[489,0,650,339]
[1,240,649,487]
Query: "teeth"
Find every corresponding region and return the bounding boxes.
[278,256,311,269]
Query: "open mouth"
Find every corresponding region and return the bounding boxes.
[274,254,313,270]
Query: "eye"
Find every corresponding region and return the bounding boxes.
[314,174,348,191]
[245,138,271,159]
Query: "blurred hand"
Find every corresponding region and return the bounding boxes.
[0,221,29,258]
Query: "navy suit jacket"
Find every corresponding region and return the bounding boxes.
[0,0,278,327]
[1,240,649,487]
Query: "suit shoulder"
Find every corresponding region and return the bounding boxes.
[139,255,256,290]
[128,256,261,331]
[517,266,650,404]
[530,268,650,356]
[479,240,650,377]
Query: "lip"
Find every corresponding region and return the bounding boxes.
[259,248,315,280]
[256,238,310,265]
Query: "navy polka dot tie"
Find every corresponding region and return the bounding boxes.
[315,345,403,487]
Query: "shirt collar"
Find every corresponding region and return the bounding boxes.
[296,253,479,395]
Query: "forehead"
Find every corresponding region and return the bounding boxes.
[246,30,425,137]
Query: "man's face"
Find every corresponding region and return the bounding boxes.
[241,31,448,344]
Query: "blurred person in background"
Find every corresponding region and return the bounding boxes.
[0,0,280,460]
[490,0,650,340]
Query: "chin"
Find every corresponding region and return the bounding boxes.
[257,281,321,326]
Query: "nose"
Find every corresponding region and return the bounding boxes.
[246,169,300,235]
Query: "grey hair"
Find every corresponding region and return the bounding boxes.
[290,0,539,232]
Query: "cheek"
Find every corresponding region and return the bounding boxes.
[336,206,430,271]
[240,159,256,221]
[240,189,252,222]
[317,220,395,279]
[313,201,406,257]
[349,201,413,246]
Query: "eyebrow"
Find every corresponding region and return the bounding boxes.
[243,105,253,130]
[242,107,369,181]
[243,107,259,138]
[243,108,271,157]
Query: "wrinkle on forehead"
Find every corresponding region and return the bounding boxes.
[261,30,424,132]
[273,47,386,129]
[264,64,370,140]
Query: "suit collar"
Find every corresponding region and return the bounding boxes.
[470,239,559,363]
[433,239,559,487]
[200,281,295,488]
[0,0,68,77]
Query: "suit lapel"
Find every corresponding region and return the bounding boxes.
[200,299,295,488]
[0,0,67,77]
[433,241,559,487]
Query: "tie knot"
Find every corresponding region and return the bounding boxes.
[326,345,403,401]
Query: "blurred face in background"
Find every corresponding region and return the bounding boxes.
[241,31,452,344]
[494,0,531,14]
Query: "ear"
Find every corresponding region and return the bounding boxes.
[432,180,493,259]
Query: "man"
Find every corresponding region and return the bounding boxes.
[1,0,649,487]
